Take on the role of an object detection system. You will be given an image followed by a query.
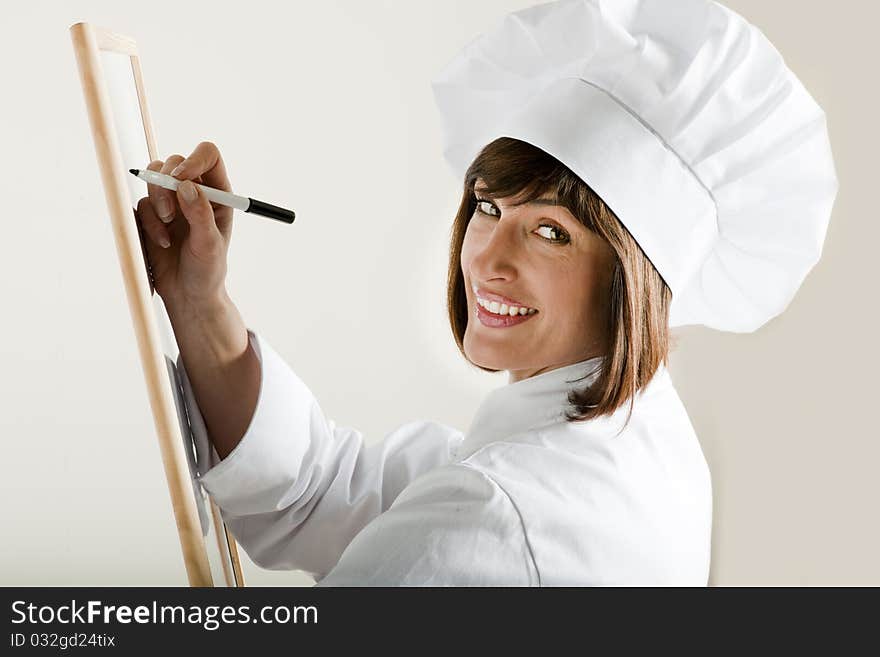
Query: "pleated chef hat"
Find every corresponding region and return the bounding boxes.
[431,0,839,332]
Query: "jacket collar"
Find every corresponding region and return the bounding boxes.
[455,356,605,460]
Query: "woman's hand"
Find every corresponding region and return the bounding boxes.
[135,141,234,313]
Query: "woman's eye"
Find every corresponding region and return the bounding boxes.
[475,200,499,217]
[536,224,570,244]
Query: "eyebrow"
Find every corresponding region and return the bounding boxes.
[473,188,561,207]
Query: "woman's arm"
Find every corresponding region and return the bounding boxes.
[166,292,260,460]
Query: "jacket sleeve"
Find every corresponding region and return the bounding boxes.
[314,463,540,586]
[175,328,464,579]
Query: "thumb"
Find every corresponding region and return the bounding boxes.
[176,180,223,255]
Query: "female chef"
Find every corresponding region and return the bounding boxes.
[135,0,838,586]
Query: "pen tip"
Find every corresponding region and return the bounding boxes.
[129,169,139,175]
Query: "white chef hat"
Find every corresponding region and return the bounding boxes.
[431,0,839,332]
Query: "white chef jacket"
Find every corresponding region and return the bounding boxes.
[177,329,713,586]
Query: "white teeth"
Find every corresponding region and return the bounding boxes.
[476,297,537,316]
[471,283,538,316]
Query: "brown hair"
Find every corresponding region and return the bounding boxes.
[446,137,676,431]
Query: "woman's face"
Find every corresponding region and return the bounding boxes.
[461,179,616,383]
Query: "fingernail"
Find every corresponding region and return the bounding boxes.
[170,162,186,178]
[179,181,197,203]
[160,236,171,249]
[156,197,172,220]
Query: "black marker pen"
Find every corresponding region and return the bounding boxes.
[129,169,295,224]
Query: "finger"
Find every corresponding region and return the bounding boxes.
[170,142,234,241]
[158,155,187,222]
[145,157,183,225]
[168,141,232,193]
[176,179,224,258]
[136,196,172,249]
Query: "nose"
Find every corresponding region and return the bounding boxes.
[468,217,523,285]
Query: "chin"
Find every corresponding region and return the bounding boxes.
[463,334,523,373]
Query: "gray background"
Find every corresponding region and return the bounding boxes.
[1,0,875,586]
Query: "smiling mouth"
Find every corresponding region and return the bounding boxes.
[474,300,538,327]
[471,283,538,316]
[475,297,538,317]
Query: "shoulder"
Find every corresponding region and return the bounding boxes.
[462,371,711,507]
[456,378,713,585]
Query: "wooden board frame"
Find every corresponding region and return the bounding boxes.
[70,21,244,587]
